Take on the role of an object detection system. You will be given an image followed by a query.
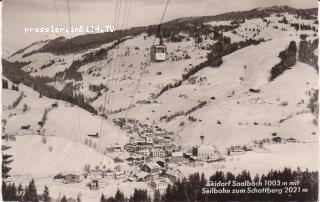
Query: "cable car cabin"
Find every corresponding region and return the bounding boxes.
[150,45,167,62]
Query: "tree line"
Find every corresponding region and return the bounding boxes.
[101,167,318,202]
[270,41,297,81]
[2,59,97,114]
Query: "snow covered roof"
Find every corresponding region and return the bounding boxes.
[172,151,183,157]
[198,144,217,152]
[136,171,150,179]
[142,162,161,169]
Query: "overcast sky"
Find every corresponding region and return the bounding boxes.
[3,0,318,52]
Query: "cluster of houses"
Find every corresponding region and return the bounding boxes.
[225,136,299,156]
[53,133,300,192]
[54,161,184,193]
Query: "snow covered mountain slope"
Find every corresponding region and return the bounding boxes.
[6,135,115,178]
[2,79,128,177]
[2,80,128,146]
[3,6,318,165]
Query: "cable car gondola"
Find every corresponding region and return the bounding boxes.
[150,29,168,62]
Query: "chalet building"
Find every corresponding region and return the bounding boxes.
[124,143,136,153]
[20,125,30,130]
[152,148,166,158]
[102,169,115,179]
[126,154,144,165]
[145,136,153,144]
[90,178,108,190]
[2,133,16,142]
[149,179,172,193]
[136,145,152,152]
[141,162,161,173]
[137,149,150,157]
[136,171,152,182]
[62,173,81,184]
[90,169,103,178]
[105,144,122,153]
[272,136,282,143]
[135,137,147,145]
[243,145,253,151]
[228,145,246,155]
[165,168,184,182]
[154,158,166,169]
[169,152,186,164]
[115,171,126,179]
[286,137,298,143]
[153,144,165,150]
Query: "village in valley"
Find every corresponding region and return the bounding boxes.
[45,119,303,195]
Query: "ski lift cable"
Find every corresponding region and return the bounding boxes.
[97,0,130,150]
[103,0,124,113]
[97,0,169,168]
[96,0,130,168]
[99,0,125,131]
[106,0,130,114]
[97,0,122,148]
[98,0,121,134]
[123,0,170,121]
[53,0,61,28]
[104,0,132,117]
[66,0,82,143]
[125,0,132,28]
[99,0,130,145]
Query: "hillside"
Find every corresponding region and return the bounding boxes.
[4,6,318,150]
[2,6,319,200]
[2,79,129,178]
[2,6,319,201]
[6,135,115,178]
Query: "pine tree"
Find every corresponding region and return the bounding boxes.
[115,189,125,202]
[77,193,81,202]
[3,182,18,201]
[153,189,161,202]
[2,181,7,200]
[8,183,18,201]
[2,79,8,89]
[61,195,67,202]
[130,189,148,202]
[42,185,50,201]
[24,179,39,202]
[2,145,13,179]
[100,193,106,202]
[17,183,24,201]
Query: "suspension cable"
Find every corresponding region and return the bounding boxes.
[124,0,170,121]
[66,0,82,143]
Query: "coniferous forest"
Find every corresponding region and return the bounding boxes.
[100,167,318,202]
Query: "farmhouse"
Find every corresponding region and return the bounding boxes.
[90,178,108,190]
[165,168,184,182]
[286,137,298,143]
[105,143,123,152]
[137,149,150,157]
[102,169,115,179]
[145,136,153,144]
[126,154,144,165]
[149,178,172,193]
[272,136,282,143]
[62,173,81,184]
[141,162,161,173]
[136,171,152,182]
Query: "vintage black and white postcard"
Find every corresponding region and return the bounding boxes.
[1,0,319,201]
